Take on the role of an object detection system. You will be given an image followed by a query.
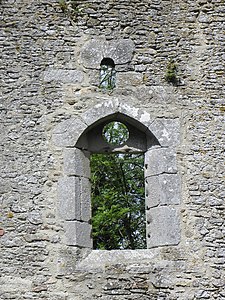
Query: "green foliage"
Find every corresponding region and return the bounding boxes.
[165,60,179,85]
[102,121,129,145]
[58,0,81,21]
[91,153,146,250]
[58,0,68,13]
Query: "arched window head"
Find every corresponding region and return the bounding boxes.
[100,58,116,90]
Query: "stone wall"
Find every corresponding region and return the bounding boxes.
[0,0,224,299]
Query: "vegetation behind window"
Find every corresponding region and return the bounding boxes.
[100,58,116,90]
[91,153,146,250]
[91,121,146,250]
[102,121,129,146]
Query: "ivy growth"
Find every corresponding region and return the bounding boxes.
[165,60,180,86]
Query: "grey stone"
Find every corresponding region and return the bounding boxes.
[27,210,43,225]
[145,147,177,176]
[80,39,104,69]
[146,174,181,208]
[77,249,159,272]
[1,0,224,298]
[116,72,143,88]
[149,118,180,147]
[105,39,135,64]
[80,98,120,126]
[146,206,181,247]
[159,174,181,205]
[118,102,155,129]
[80,177,91,222]
[52,117,87,147]
[58,176,81,221]
[64,221,92,248]
[80,39,134,68]
[43,69,84,83]
[145,176,160,208]
[63,148,90,178]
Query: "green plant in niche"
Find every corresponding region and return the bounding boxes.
[165,60,179,85]
[58,0,68,13]
[58,0,86,22]
[71,0,80,13]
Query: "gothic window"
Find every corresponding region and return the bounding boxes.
[54,102,181,251]
[100,58,116,90]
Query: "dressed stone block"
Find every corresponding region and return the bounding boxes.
[52,117,87,147]
[63,148,90,178]
[146,206,180,248]
[43,68,84,83]
[149,118,180,147]
[58,176,81,220]
[145,147,177,177]
[145,176,160,208]
[80,177,91,222]
[65,221,92,248]
[159,174,181,205]
[145,174,181,208]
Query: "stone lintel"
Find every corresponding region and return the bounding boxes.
[80,39,134,69]
[43,68,84,83]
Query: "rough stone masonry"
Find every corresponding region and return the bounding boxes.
[0,0,224,299]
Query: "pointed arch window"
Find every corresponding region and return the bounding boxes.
[100,58,116,90]
[53,102,181,252]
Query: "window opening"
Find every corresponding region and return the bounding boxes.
[102,121,129,146]
[91,153,145,250]
[100,58,116,90]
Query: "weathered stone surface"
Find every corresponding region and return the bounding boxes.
[146,206,181,247]
[52,117,87,147]
[145,147,177,176]
[105,39,135,64]
[145,176,160,208]
[118,102,155,133]
[80,99,155,137]
[43,69,84,83]
[1,0,224,299]
[80,98,120,126]
[80,39,104,69]
[80,39,134,68]
[145,174,181,208]
[77,249,160,272]
[64,221,92,248]
[63,148,90,178]
[117,72,143,88]
[159,174,181,205]
[149,118,180,147]
[58,176,81,220]
[80,177,91,222]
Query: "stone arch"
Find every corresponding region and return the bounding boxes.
[53,99,181,249]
